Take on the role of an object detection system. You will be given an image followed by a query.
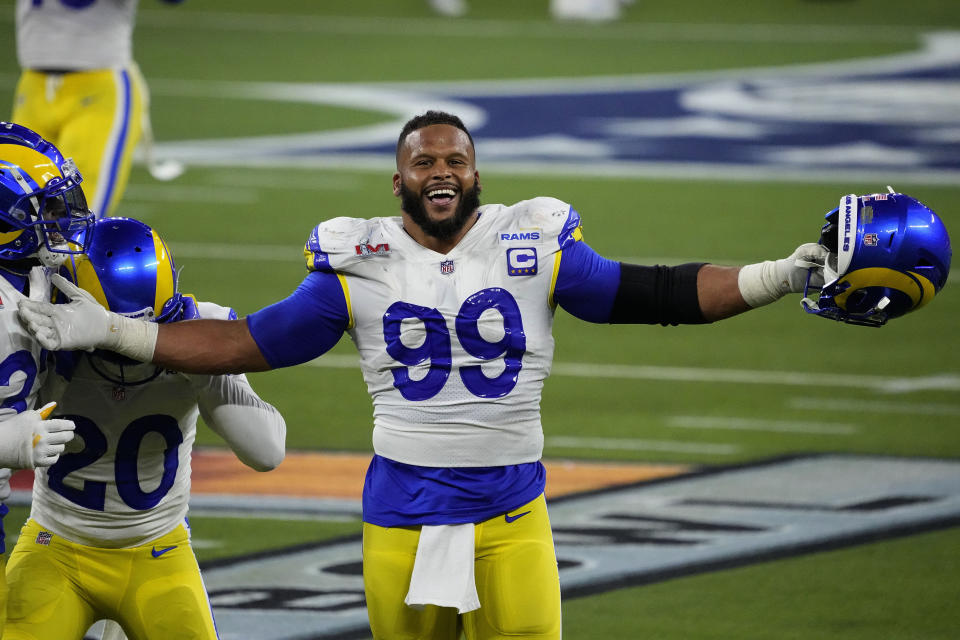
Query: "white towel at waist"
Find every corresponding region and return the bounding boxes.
[404,523,480,613]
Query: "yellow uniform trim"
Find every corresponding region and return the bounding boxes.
[548,225,582,309]
[0,146,59,186]
[549,250,563,310]
[836,267,936,311]
[303,244,312,269]
[70,256,110,310]
[0,146,61,250]
[337,273,355,330]
[152,230,175,314]
[0,230,27,245]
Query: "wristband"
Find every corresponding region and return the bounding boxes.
[103,314,160,362]
[737,261,785,308]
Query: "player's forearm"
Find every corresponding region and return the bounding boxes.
[197,373,287,471]
[155,319,272,374]
[697,265,751,322]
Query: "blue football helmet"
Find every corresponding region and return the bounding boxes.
[802,188,951,327]
[61,217,190,324]
[0,122,94,266]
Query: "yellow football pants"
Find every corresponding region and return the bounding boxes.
[12,66,145,219]
[363,494,562,640]
[4,519,219,640]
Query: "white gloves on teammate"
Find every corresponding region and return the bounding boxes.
[0,402,76,469]
[18,274,158,362]
[738,242,829,308]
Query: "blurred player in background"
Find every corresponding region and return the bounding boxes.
[0,122,90,634]
[18,110,950,639]
[5,217,286,640]
[11,0,187,220]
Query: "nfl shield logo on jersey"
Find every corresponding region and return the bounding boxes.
[440,259,455,275]
[35,531,53,546]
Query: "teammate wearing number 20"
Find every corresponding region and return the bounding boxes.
[19,111,852,639]
[5,218,286,640]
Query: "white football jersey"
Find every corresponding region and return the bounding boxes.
[310,197,580,467]
[29,302,235,548]
[16,0,138,70]
[0,269,53,502]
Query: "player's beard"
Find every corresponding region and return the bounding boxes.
[400,181,481,243]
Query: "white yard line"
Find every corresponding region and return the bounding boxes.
[668,416,857,435]
[169,242,301,262]
[126,12,926,44]
[304,354,959,394]
[545,436,740,455]
[124,183,258,204]
[788,397,960,416]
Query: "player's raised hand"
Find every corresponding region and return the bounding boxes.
[19,273,117,351]
[0,402,76,469]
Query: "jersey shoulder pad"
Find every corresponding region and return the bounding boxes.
[500,197,582,250]
[196,301,237,321]
[303,216,394,273]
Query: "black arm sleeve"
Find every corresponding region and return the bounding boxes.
[609,262,708,325]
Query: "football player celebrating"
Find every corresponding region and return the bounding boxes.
[11,0,187,219]
[0,122,90,634]
[20,110,950,640]
[6,217,286,640]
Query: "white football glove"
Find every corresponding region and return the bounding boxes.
[738,242,830,308]
[0,402,76,469]
[18,274,158,361]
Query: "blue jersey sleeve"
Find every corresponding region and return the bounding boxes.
[553,239,621,323]
[246,270,350,368]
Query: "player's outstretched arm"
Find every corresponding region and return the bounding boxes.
[18,274,271,374]
[699,242,828,321]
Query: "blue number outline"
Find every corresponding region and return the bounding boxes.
[383,288,527,401]
[0,351,38,414]
[47,414,184,511]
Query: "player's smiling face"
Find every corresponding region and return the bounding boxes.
[394,124,481,250]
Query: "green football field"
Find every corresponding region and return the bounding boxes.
[2,1,959,638]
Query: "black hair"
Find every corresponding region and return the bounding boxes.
[396,110,474,160]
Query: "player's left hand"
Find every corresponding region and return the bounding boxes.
[0,402,76,469]
[780,242,829,292]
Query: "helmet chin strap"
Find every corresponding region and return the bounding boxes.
[35,243,69,268]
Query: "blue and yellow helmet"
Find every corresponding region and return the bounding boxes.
[62,217,187,323]
[802,188,951,326]
[0,122,93,265]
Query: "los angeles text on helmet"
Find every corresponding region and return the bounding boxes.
[842,197,854,253]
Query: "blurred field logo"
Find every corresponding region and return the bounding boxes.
[157,33,960,184]
[203,455,960,639]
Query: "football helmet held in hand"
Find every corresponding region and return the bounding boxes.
[802,188,951,326]
[0,122,94,266]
